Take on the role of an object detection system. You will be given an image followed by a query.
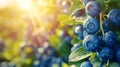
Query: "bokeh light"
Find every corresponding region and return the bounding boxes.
[0,0,71,67]
[16,0,33,10]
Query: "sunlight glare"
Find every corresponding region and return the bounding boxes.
[16,0,32,10]
[0,0,13,8]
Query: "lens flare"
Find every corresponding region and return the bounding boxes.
[0,0,13,8]
[16,0,32,10]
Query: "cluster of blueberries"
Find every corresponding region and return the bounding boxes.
[71,0,120,67]
[33,45,63,67]
[0,32,71,67]
[0,62,16,67]
[0,43,65,67]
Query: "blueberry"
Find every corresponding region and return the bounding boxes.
[113,44,120,62]
[40,61,47,67]
[80,61,93,67]
[40,56,52,67]
[60,30,67,39]
[114,44,120,52]
[74,9,85,17]
[55,58,62,67]
[73,24,83,35]
[8,62,16,67]
[71,44,82,52]
[116,50,120,62]
[0,62,8,67]
[35,52,43,60]
[98,35,105,47]
[102,19,113,32]
[85,1,101,17]
[73,24,84,39]
[82,0,95,5]
[83,17,100,34]
[64,36,72,47]
[78,31,84,40]
[33,60,40,67]
[97,47,114,63]
[50,57,62,67]
[83,31,89,38]
[42,55,52,63]
[83,35,101,52]
[108,9,120,25]
[103,31,117,47]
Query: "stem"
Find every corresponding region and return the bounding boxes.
[106,60,110,67]
[103,14,108,17]
[89,52,96,61]
[103,16,106,20]
[100,13,105,35]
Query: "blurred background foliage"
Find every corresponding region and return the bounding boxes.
[0,0,72,67]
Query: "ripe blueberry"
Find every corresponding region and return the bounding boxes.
[85,1,101,17]
[116,50,120,62]
[97,47,114,63]
[33,60,40,67]
[113,44,120,52]
[64,36,72,47]
[102,19,113,32]
[82,0,95,5]
[78,31,84,40]
[8,62,16,67]
[73,24,83,35]
[103,31,117,47]
[113,44,120,62]
[74,9,85,17]
[80,61,93,67]
[83,35,101,52]
[73,24,84,39]
[108,9,120,25]
[83,17,100,34]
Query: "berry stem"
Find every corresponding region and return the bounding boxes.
[105,60,110,67]
[100,13,105,35]
[103,14,108,17]
[89,52,96,61]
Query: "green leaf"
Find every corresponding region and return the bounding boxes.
[0,53,10,62]
[57,14,69,22]
[71,36,82,45]
[109,62,119,67]
[105,0,120,10]
[116,32,120,41]
[96,0,106,11]
[118,0,120,9]
[105,60,110,67]
[69,46,91,62]
[57,14,83,28]
[68,0,84,15]
[69,60,85,67]
[92,61,101,67]
[89,52,96,61]
[102,62,120,67]
[91,56,101,67]
[91,56,119,67]
[105,0,119,3]
[57,14,72,28]
[48,35,70,59]
[71,0,82,3]
[48,35,60,48]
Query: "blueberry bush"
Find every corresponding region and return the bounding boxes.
[57,0,120,67]
[0,0,120,67]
